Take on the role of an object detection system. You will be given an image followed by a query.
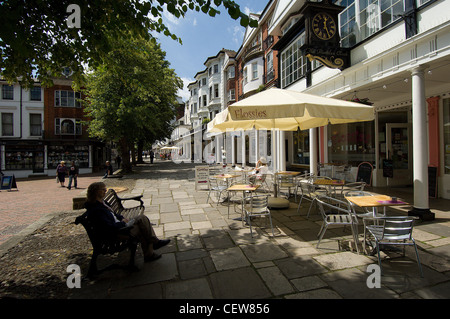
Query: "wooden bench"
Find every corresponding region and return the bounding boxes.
[74,189,145,277]
[103,188,145,219]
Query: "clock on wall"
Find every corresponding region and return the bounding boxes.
[299,0,349,70]
[312,12,337,41]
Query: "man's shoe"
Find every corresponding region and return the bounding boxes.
[153,239,170,250]
[144,253,161,262]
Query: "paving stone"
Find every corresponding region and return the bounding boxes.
[313,251,373,270]
[164,221,191,232]
[284,288,342,299]
[275,256,328,279]
[257,266,295,296]
[209,267,272,299]
[290,275,328,292]
[414,281,450,299]
[177,234,204,251]
[112,253,178,289]
[210,247,250,270]
[320,268,399,299]
[240,242,288,263]
[203,232,235,250]
[165,278,213,299]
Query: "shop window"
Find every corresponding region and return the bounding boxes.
[30,113,42,136]
[2,113,13,136]
[5,145,44,170]
[444,98,450,174]
[47,145,89,169]
[327,121,375,166]
[293,129,310,165]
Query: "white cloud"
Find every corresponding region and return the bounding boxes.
[178,77,194,102]
[193,18,197,26]
[230,25,245,46]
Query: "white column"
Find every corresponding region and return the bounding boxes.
[410,65,434,220]
[279,131,286,171]
[271,129,277,172]
[310,128,318,175]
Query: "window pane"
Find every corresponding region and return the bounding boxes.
[2,113,14,136]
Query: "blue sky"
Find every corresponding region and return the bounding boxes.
[153,0,269,102]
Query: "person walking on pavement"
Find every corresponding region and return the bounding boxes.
[67,161,79,190]
[150,150,155,164]
[56,161,68,187]
[115,155,122,170]
[85,182,170,262]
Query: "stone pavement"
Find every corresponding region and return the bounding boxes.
[0,172,103,246]
[2,159,450,301]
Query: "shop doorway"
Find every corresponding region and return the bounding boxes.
[386,123,413,186]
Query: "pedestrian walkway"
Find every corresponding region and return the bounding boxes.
[0,172,103,245]
[69,160,450,299]
[1,159,450,300]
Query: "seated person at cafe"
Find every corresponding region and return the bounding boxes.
[249,157,269,184]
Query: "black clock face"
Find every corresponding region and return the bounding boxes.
[312,12,337,40]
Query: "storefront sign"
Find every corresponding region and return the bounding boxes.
[1,175,18,191]
[382,159,394,178]
[195,166,209,190]
[357,162,373,186]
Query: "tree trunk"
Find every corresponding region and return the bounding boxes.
[137,140,144,163]
[119,138,132,173]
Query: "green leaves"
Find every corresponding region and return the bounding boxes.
[0,0,257,86]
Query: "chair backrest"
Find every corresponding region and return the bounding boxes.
[104,189,123,212]
[344,182,366,192]
[278,174,294,184]
[344,190,372,197]
[248,194,269,209]
[312,176,332,181]
[315,196,353,219]
[379,217,416,241]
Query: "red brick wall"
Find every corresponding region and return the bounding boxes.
[43,85,89,139]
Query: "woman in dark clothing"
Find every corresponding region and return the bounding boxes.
[84,182,170,262]
[56,161,68,187]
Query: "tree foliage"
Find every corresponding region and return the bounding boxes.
[0,0,257,88]
[83,33,182,171]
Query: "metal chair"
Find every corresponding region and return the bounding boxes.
[206,175,228,205]
[315,196,360,253]
[277,174,296,199]
[298,176,332,218]
[363,216,423,277]
[243,194,274,237]
[334,165,352,181]
[344,190,384,219]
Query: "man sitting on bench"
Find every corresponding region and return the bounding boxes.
[85,182,170,262]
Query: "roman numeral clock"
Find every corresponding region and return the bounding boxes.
[300,0,350,70]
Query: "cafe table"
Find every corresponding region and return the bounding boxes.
[313,179,345,197]
[344,195,409,217]
[226,184,260,223]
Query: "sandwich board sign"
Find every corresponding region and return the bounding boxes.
[1,175,18,191]
[195,166,210,190]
